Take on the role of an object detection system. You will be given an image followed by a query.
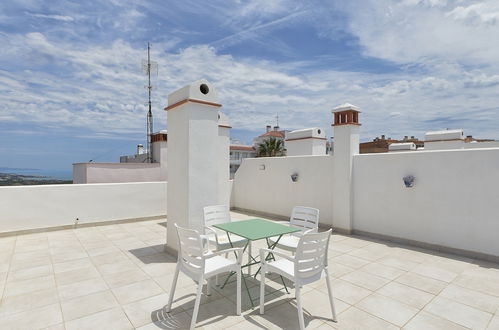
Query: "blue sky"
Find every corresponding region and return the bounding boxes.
[1,0,499,171]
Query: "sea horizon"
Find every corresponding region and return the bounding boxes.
[0,167,73,181]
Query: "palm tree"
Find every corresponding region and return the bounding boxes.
[257,137,285,157]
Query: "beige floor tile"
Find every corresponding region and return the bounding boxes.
[103,267,150,288]
[330,306,399,330]
[60,290,118,321]
[55,265,100,286]
[395,272,447,294]
[440,284,499,314]
[96,259,138,276]
[185,296,243,329]
[153,271,194,292]
[301,288,350,320]
[411,263,458,283]
[65,307,133,330]
[168,283,225,312]
[53,257,93,273]
[112,279,164,304]
[325,278,372,305]
[91,251,129,266]
[377,281,434,309]
[51,250,89,263]
[378,256,419,271]
[331,255,370,269]
[123,293,183,328]
[0,287,59,316]
[134,311,193,330]
[3,274,56,297]
[340,270,390,291]
[404,311,468,330]
[58,277,109,301]
[327,262,355,278]
[7,264,53,282]
[425,296,493,329]
[0,303,63,329]
[329,243,356,254]
[454,273,499,297]
[347,246,389,262]
[9,255,52,271]
[359,262,406,280]
[488,316,499,330]
[356,293,418,327]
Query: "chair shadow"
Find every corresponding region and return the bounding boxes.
[128,245,175,264]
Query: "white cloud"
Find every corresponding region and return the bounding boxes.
[27,13,74,21]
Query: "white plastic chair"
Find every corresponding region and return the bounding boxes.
[166,224,243,330]
[269,206,320,253]
[203,205,248,250]
[203,205,251,277]
[259,229,336,330]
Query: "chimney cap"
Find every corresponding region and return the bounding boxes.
[332,103,361,113]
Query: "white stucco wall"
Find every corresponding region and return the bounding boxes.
[231,147,499,258]
[352,148,499,257]
[73,163,165,184]
[286,138,327,156]
[233,155,333,225]
[0,182,167,234]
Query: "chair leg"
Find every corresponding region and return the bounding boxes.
[259,265,266,314]
[248,241,252,274]
[190,276,204,330]
[296,285,305,330]
[166,264,180,312]
[236,267,241,315]
[215,274,219,286]
[207,278,212,296]
[325,270,337,322]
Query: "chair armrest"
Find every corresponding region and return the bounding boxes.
[259,248,295,264]
[204,226,219,243]
[205,247,244,264]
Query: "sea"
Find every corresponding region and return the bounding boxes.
[0,168,73,181]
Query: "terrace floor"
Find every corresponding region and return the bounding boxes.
[0,211,498,329]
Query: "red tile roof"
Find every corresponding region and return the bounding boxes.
[259,131,285,138]
[230,146,255,151]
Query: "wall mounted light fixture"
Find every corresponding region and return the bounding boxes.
[403,175,415,188]
[291,173,299,182]
[259,164,265,170]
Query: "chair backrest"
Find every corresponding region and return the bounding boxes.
[290,206,320,233]
[203,205,231,227]
[294,229,331,283]
[175,224,205,279]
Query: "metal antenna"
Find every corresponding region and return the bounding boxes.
[142,43,158,163]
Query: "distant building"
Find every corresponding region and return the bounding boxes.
[230,142,256,178]
[252,125,288,153]
[360,135,423,153]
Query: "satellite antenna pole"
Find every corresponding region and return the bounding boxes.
[142,43,158,163]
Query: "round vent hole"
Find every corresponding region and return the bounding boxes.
[200,84,209,94]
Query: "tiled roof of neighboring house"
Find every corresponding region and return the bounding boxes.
[259,131,285,138]
[230,146,255,151]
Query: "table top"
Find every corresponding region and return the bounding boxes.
[213,218,300,241]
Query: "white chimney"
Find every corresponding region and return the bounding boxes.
[266,125,271,133]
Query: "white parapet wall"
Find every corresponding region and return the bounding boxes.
[231,147,499,259]
[352,148,499,257]
[73,163,166,184]
[0,182,167,234]
[232,155,333,225]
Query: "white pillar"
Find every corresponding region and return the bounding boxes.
[218,111,231,206]
[164,79,221,253]
[332,104,361,233]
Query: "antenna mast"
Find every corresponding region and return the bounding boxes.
[142,43,158,163]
